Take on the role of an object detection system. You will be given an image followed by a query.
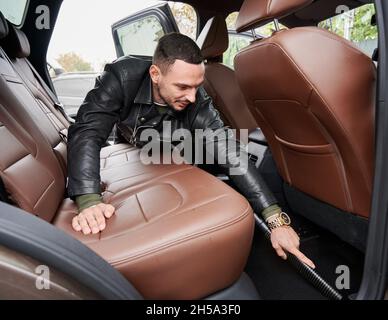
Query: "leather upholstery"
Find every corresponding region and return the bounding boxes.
[0,21,255,299]
[55,165,254,299]
[203,63,258,133]
[235,26,376,218]
[236,0,313,32]
[0,56,66,220]
[198,16,258,132]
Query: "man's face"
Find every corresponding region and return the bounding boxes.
[150,59,205,111]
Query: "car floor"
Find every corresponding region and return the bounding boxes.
[244,213,365,300]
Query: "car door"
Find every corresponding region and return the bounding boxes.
[111,3,179,59]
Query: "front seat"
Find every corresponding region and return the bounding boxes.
[196,15,258,134]
[234,0,376,248]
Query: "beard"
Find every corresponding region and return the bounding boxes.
[155,84,189,112]
[154,84,169,106]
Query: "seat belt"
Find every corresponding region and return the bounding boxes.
[25,59,75,124]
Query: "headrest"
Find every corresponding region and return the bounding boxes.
[2,21,30,58]
[236,0,313,33]
[0,11,9,39]
[196,15,228,59]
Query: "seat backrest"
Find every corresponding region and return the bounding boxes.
[235,0,376,218]
[3,22,69,129]
[0,13,65,221]
[196,15,257,133]
[0,20,69,175]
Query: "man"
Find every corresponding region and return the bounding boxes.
[67,33,315,269]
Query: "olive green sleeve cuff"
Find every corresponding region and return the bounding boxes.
[75,194,103,213]
[261,204,282,221]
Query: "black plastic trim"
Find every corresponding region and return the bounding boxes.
[284,183,369,252]
[205,272,260,300]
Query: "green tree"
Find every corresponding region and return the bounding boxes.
[319,4,377,42]
[56,52,94,72]
[351,4,377,41]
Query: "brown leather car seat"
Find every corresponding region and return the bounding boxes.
[196,15,258,134]
[0,14,254,299]
[234,0,376,221]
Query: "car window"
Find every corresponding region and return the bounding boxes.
[115,2,197,57]
[319,3,377,57]
[0,0,29,26]
[116,15,165,57]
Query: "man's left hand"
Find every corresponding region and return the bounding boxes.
[270,226,316,269]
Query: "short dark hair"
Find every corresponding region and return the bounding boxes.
[153,32,203,73]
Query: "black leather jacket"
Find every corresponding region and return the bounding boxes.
[67,55,277,213]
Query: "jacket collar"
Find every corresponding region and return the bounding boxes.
[134,72,153,105]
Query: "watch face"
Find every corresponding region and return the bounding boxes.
[280,212,291,225]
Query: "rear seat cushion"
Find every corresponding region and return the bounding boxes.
[54,164,254,299]
[100,143,138,169]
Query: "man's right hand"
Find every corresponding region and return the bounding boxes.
[72,203,115,234]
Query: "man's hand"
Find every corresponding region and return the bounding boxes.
[72,203,115,235]
[270,226,316,269]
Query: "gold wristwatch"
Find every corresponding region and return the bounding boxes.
[266,212,291,231]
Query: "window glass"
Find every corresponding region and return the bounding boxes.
[168,2,197,39]
[319,4,377,57]
[116,15,165,56]
[0,0,29,26]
